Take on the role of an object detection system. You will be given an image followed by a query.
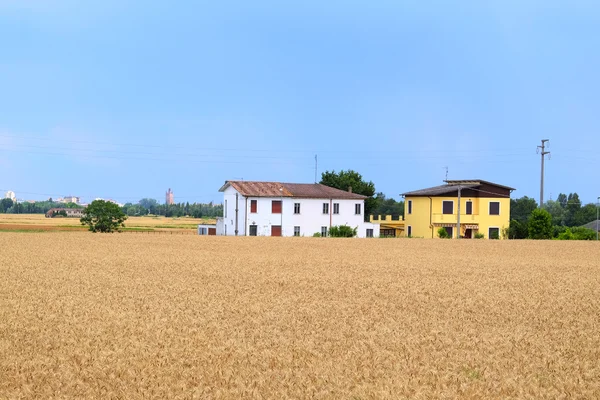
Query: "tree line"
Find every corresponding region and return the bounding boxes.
[509,193,598,240]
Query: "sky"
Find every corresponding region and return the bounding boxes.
[1,0,599,205]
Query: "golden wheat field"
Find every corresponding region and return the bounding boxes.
[1,233,599,399]
[0,214,213,232]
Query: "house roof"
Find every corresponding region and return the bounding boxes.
[219,181,367,199]
[581,220,600,231]
[402,179,515,197]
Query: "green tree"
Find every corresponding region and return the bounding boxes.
[372,192,404,217]
[544,200,566,226]
[510,196,538,222]
[81,200,127,233]
[507,219,528,239]
[528,208,553,239]
[0,198,14,213]
[320,170,376,220]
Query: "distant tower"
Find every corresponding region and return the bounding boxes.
[5,190,16,202]
[166,188,174,205]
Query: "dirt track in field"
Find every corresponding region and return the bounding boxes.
[1,233,599,399]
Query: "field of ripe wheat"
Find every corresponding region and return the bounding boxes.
[0,214,213,232]
[1,233,599,399]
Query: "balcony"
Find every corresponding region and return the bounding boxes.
[432,213,479,224]
[370,214,404,223]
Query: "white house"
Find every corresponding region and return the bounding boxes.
[217,181,380,238]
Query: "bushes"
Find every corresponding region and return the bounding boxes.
[437,227,450,239]
[528,209,553,239]
[557,227,596,240]
[329,225,358,238]
[474,232,485,239]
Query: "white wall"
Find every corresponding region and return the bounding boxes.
[221,186,379,238]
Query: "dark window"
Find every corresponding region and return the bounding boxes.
[249,225,257,236]
[381,229,395,237]
[489,227,500,239]
[294,226,300,236]
[323,203,329,214]
[408,200,412,214]
[366,229,374,238]
[250,200,257,213]
[294,203,300,214]
[272,200,282,214]
[489,202,500,215]
[466,201,472,215]
[271,225,281,237]
[355,204,361,214]
[333,203,339,214]
[407,226,412,237]
[321,226,328,237]
[445,226,453,238]
[442,201,453,215]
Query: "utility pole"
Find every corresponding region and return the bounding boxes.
[537,139,550,207]
[456,186,461,239]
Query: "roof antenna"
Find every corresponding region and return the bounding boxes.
[314,155,318,184]
[444,166,448,181]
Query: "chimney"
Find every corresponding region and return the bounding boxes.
[348,186,352,193]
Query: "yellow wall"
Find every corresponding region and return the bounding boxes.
[404,195,511,239]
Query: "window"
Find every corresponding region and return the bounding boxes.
[198,227,207,235]
[271,225,282,237]
[466,201,472,215]
[442,201,453,215]
[249,225,257,236]
[366,229,374,238]
[224,200,227,218]
[489,202,500,215]
[408,200,412,214]
[294,226,300,236]
[272,200,282,214]
[323,203,329,214]
[407,226,412,237]
[489,227,500,239]
[445,226,453,238]
[250,200,257,213]
[333,203,340,214]
[294,203,300,214]
[355,204,361,215]
[321,226,328,237]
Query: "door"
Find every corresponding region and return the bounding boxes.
[271,225,282,237]
[464,229,472,239]
[208,228,216,236]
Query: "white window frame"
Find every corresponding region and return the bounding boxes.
[294,203,300,214]
[323,203,329,214]
[488,226,500,239]
[294,226,300,236]
[408,200,412,214]
[489,201,501,216]
[333,203,340,214]
[366,229,374,238]
[321,226,328,237]
[442,200,454,215]
[355,203,361,215]
[407,226,412,237]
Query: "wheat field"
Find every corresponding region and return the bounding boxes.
[1,233,599,399]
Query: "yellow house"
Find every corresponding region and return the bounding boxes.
[402,180,515,239]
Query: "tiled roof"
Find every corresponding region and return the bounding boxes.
[445,179,516,191]
[219,181,367,200]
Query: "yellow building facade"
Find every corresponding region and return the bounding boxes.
[402,180,514,239]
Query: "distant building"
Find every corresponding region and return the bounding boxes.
[166,188,174,205]
[63,196,81,204]
[4,191,16,202]
[45,208,85,218]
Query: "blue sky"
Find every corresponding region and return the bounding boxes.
[1,0,599,205]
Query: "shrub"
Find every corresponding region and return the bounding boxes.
[312,232,322,238]
[528,209,553,239]
[490,230,500,240]
[557,228,575,240]
[571,227,596,240]
[329,225,357,238]
[437,227,449,239]
[474,232,485,239]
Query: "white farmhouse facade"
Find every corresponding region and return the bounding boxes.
[217,181,380,238]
